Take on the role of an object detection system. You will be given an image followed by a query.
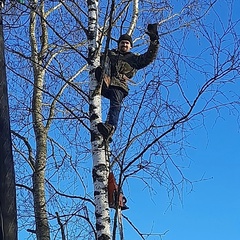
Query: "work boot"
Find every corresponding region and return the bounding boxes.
[97,122,115,141]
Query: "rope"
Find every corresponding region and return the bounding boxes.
[103,141,125,240]
[118,208,124,240]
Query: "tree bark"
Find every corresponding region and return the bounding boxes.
[88,0,111,239]
[0,9,18,240]
[30,3,50,239]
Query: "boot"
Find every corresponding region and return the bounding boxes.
[97,122,115,141]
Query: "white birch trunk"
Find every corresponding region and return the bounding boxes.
[127,0,139,36]
[30,2,50,239]
[88,0,111,239]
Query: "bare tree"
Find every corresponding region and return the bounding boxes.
[1,0,239,239]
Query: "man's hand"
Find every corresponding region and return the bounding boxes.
[146,23,159,41]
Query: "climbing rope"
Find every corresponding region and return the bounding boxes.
[118,208,124,240]
[103,140,125,240]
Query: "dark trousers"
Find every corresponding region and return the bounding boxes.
[102,87,125,129]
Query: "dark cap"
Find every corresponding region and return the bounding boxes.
[118,34,133,46]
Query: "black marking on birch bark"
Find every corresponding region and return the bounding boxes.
[92,171,105,182]
[93,186,107,196]
[89,95,94,101]
[88,27,95,40]
[94,190,100,196]
[87,50,94,60]
[88,8,97,13]
[90,113,98,121]
[98,234,111,240]
[87,0,95,5]
[95,212,103,218]
[88,52,95,60]
[96,223,105,231]
[89,68,95,75]
[92,164,107,182]
[91,131,98,142]
[89,103,97,112]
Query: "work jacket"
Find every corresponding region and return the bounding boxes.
[101,40,159,95]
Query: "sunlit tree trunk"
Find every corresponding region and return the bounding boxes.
[88,0,111,239]
[29,2,50,239]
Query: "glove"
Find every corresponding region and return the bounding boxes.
[146,23,159,41]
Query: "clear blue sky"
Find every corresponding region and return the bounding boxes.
[120,101,240,240]
[118,1,240,239]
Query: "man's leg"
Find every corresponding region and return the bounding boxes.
[107,88,125,129]
[98,87,125,140]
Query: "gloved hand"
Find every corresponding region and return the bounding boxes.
[146,23,159,41]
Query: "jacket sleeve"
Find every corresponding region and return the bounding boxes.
[133,40,159,69]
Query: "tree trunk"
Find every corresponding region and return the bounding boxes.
[30,3,50,239]
[0,9,18,240]
[32,132,49,240]
[88,0,111,239]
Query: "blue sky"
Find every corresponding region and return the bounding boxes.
[107,99,240,240]
[120,105,240,240]
[163,116,240,240]
[117,1,240,239]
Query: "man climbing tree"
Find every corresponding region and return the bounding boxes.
[96,24,159,141]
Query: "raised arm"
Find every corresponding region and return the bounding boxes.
[134,23,159,69]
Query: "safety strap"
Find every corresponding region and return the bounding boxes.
[104,142,125,239]
[118,208,124,240]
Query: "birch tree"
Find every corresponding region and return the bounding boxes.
[87,0,112,239]
[2,0,240,239]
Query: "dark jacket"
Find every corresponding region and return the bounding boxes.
[101,40,159,95]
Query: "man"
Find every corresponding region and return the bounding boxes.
[96,24,159,141]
